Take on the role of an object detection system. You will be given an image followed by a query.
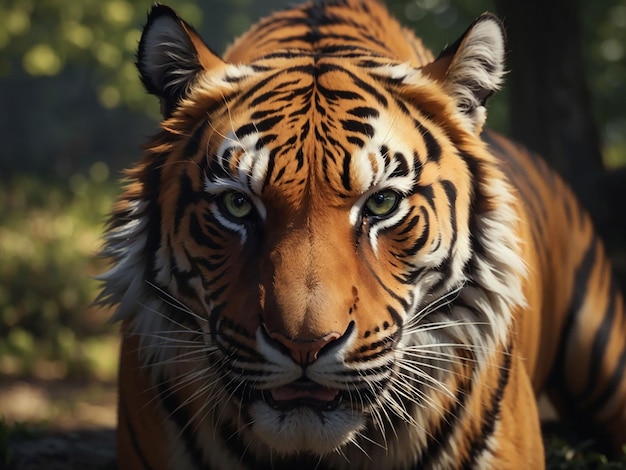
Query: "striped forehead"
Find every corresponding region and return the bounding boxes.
[348,112,419,194]
[204,130,271,196]
[203,111,421,197]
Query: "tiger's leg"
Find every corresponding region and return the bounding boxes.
[548,233,626,455]
[487,350,545,469]
[117,320,171,470]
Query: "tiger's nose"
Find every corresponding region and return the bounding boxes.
[267,329,341,365]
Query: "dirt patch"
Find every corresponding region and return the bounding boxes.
[1,377,117,469]
[0,377,116,430]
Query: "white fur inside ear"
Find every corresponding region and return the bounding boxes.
[443,16,506,131]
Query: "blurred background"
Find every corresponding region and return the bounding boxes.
[0,0,625,462]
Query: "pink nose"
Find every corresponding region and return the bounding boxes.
[268,330,341,365]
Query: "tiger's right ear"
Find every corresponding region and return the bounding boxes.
[136,5,225,117]
[421,13,506,134]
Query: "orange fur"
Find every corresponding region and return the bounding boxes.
[100,1,626,468]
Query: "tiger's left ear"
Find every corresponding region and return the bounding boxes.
[422,13,506,133]
[136,5,225,117]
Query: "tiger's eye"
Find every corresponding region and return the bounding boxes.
[222,191,253,218]
[365,190,400,217]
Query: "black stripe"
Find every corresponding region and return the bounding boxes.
[397,212,420,236]
[347,136,365,147]
[414,120,441,162]
[140,154,165,282]
[390,152,410,178]
[416,358,475,468]
[586,335,626,416]
[235,115,283,140]
[348,106,379,119]
[441,180,458,249]
[387,306,404,330]
[580,274,618,400]
[463,343,513,468]
[426,181,458,294]
[318,62,388,106]
[549,235,599,398]
[338,148,351,190]
[157,379,211,470]
[341,118,374,137]
[218,420,258,468]
[414,184,434,206]
[175,172,204,232]
[232,70,284,109]
[208,302,226,340]
[317,80,363,102]
[404,207,429,256]
[189,212,223,250]
[183,120,209,159]
[249,80,304,108]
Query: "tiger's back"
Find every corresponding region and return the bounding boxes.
[99,1,626,468]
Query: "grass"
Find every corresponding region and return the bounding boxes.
[0,416,44,467]
[545,434,626,469]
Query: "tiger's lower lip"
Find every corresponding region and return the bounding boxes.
[271,384,339,402]
[262,385,343,411]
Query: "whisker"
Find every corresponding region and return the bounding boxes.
[405,283,466,327]
[145,280,208,324]
[402,319,491,336]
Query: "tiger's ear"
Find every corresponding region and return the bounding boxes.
[422,13,506,133]
[136,5,224,117]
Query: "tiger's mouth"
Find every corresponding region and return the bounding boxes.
[262,378,344,411]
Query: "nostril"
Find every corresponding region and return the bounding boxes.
[267,329,341,365]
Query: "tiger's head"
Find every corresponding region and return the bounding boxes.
[99,2,526,463]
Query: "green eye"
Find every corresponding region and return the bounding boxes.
[365,190,400,217]
[222,191,253,219]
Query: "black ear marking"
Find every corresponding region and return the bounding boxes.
[136,5,222,117]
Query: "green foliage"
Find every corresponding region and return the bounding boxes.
[0,0,296,116]
[0,417,13,468]
[582,0,626,158]
[0,416,42,467]
[0,0,204,117]
[0,170,119,380]
[545,434,626,469]
[0,0,295,177]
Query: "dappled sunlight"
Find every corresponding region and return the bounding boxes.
[0,173,118,382]
[0,379,117,430]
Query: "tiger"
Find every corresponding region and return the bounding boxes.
[97,0,626,468]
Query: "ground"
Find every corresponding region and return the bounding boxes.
[0,378,116,469]
[1,378,622,469]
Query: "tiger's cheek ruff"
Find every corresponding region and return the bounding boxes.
[97,197,188,375]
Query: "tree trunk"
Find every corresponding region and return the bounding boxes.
[493,0,604,212]
[493,0,626,275]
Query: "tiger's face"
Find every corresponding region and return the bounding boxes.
[102,4,520,461]
[155,56,478,455]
